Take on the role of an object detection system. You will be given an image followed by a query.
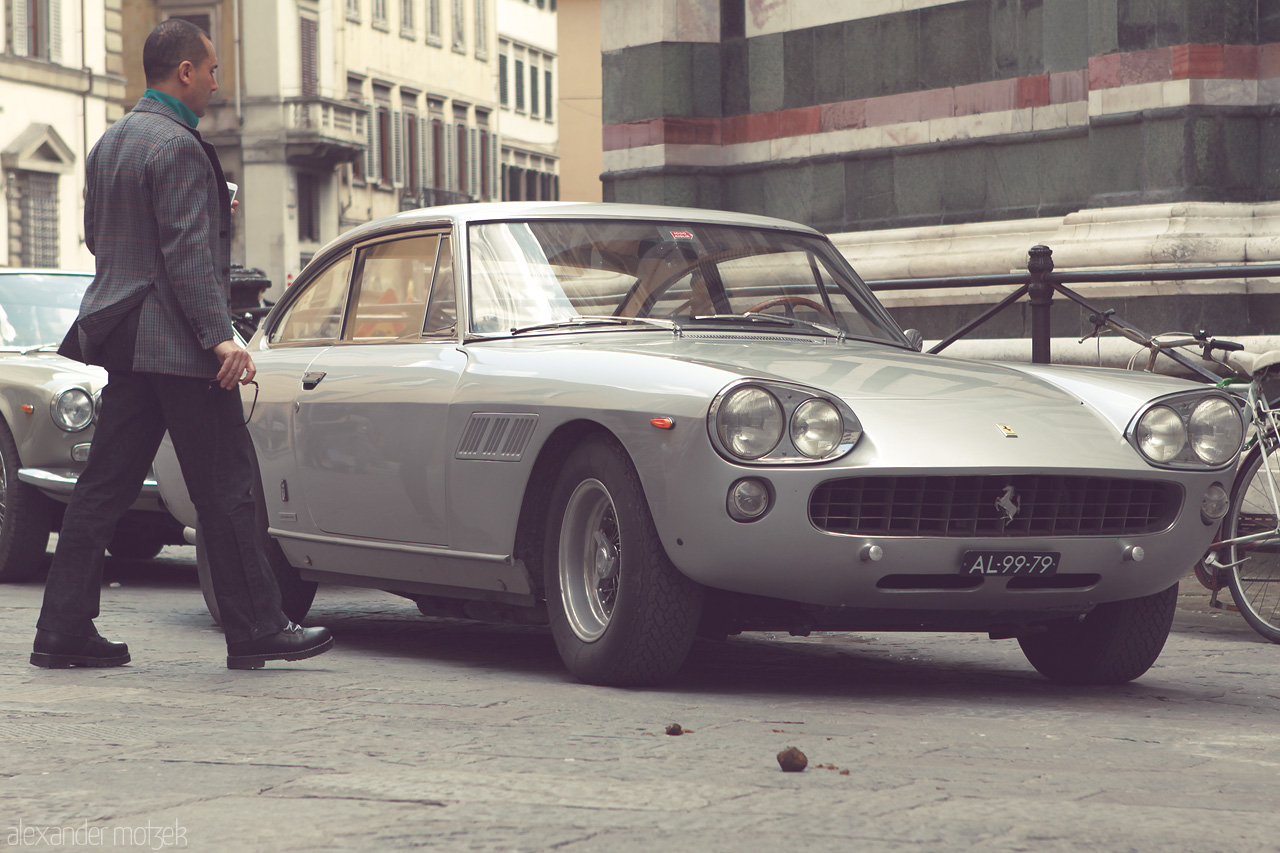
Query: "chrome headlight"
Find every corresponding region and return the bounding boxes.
[1189,397,1244,465]
[791,398,843,458]
[715,386,784,459]
[709,380,863,464]
[51,388,94,432]
[1136,405,1186,463]
[1129,392,1243,469]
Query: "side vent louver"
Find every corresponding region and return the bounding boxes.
[456,413,539,461]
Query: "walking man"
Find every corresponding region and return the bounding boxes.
[31,19,334,670]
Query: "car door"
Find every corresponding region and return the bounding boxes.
[291,230,463,547]
[251,251,354,534]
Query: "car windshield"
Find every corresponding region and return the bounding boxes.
[0,273,91,350]
[467,219,906,344]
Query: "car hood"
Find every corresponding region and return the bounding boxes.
[481,333,1213,473]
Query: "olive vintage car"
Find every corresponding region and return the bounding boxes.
[0,269,184,582]
[155,202,1242,686]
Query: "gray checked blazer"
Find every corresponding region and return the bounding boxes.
[63,97,234,378]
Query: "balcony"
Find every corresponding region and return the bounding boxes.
[284,97,368,170]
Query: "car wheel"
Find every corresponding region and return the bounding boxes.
[1017,583,1178,685]
[195,523,316,627]
[106,530,165,561]
[0,419,54,582]
[544,436,703,686]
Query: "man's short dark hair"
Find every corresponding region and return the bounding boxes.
[143,19,211,85]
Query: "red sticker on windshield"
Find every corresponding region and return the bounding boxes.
[669,230,695,240]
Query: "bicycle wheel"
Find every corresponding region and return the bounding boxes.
[1224,443,1280,643]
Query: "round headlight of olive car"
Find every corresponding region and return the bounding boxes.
[716,386,784,459]
[1136,405,1186,463]
[51,388,94,432]
[1188,397,1244,465]
[790,398,843,459]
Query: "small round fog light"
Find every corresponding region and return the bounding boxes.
[727,478,771,522]
[1202,482,1230,523]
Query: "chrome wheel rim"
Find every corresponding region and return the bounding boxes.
[559,478,620,642]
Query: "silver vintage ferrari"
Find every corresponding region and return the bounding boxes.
[154,203,1242,686]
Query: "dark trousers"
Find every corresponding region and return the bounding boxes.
[37,366,288,645]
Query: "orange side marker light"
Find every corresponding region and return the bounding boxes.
[649,417,675,430]
[20,404,35,414]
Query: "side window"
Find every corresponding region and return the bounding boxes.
[270,254,353,344]
[422,236,456,337]
[346,235,439,341]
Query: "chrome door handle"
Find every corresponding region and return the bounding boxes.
[302,371,326,390]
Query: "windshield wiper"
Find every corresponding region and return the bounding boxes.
[509,315,680,336]
[688,313,845,341]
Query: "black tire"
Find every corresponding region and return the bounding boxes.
[1223,444,1280,643]
[543,435,703,686]
[0,419,54,582]
[1017,583,1178,684]
[106,530,165,561]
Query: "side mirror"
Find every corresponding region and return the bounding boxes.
[904,329,925,352]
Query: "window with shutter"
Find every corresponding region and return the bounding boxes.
[474,0,487,57]
[363,102,377,183]
[530,60,540,117]
[297,172,321,242]
[514,58,524,111]
[379,107,393,184]
[431,118,445,189]
[452,0,465,51]
[346,0,360,22]
[17,171,59,268]
[392,110,404,187]
[498,52,508,107]
[455,123,468,195]
[427,0,441,43]
[14,0,67,62]
[405,114,419,192]
[544,68,553,120]
[468,127,479,199]
[401,0,414,36]
[445,122,456,193]
[300,17,318,97]
[491,134,500,201]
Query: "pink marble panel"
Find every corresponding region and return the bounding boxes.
[1048,69,1088,104]
[954,79,1016,116]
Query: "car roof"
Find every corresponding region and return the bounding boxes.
[311,201,826,261]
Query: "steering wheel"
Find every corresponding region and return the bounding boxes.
[744,295,834,320]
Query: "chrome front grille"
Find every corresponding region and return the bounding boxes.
[810,474,1182,537]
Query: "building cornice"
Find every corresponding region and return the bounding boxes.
[0,55,125,100]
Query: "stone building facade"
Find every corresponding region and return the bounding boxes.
[2,0,125,270]
[599,0,1280,346]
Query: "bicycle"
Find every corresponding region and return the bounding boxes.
[1074,303,1280,643]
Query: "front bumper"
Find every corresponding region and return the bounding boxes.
[650,462,1225,617]
[18,467,167,514]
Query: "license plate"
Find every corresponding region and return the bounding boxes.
[961,551,1060,575]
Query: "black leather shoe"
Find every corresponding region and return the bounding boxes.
[226,623,334,670]
[31,629,130,668]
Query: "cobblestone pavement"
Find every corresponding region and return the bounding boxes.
[2,547,1278,852]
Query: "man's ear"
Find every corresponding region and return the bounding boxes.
[176,59,195,85]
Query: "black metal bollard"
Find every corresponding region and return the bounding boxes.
[1027,245,1054,364]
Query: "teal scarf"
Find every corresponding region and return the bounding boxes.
[143,89,199,129]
